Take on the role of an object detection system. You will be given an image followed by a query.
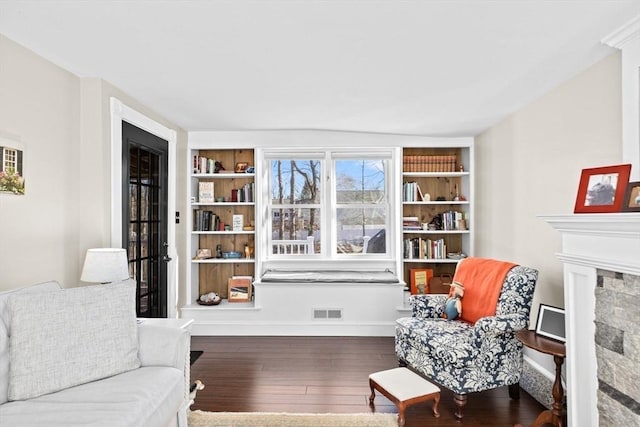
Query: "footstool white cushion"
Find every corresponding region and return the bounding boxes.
[369,367,440,427]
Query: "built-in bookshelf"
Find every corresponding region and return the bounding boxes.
[401,144,474,292]
[187,148,256,305]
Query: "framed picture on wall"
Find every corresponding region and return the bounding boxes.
[622,181,640,212]
[574,164,631,213]
[535,304,566,342]
[0,137,25,195]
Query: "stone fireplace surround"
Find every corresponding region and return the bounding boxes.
[543,213,640,427]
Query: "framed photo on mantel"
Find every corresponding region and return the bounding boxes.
[574,164,631,213]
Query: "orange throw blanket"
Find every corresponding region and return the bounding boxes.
[452,257,517,324]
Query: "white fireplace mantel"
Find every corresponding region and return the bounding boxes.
[541,213,640,427]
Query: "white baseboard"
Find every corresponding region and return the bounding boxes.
[188,320,397,336]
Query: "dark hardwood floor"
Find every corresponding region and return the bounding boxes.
[189,336,545,426]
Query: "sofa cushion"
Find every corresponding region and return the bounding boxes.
[396,316,477,369]
[0,366,183,427]
[7,280,140,401]
[0,281,62,405]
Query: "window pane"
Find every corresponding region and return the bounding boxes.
[270,160,321,205]
[271,208,320,254]
[336,207,386,254]
[336,160,386,204]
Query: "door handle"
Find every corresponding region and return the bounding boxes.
[162,242,172,262]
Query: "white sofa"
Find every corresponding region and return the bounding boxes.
[0,280,190,427]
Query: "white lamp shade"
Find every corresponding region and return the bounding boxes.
[81,248,130,283]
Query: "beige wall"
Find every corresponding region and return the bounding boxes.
[0,35,187,292]
[0,34,81,289]
[475,52,622,369]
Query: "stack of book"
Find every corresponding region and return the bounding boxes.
[402,216,421,231]
[403,237,447,260]
[193,210,225,231]
[193,155,217,174]
[403,155,457,172]
[231,182,254,202]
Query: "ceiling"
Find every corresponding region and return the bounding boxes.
[1,0,639,136]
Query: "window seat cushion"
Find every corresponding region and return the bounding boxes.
[260,269,400,283]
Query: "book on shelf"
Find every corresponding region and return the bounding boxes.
[198,182,215,203]
[232,214,244,231]
[410,268,433,294]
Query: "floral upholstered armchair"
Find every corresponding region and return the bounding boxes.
[395,258,538,419]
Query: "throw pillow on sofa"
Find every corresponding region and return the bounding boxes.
[6,279,140,401]
[0,280,62,404]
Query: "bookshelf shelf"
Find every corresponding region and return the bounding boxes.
[192,231,255,235]
[192,258,255,264]
[403,258,461,264]
[402,230,470,235]
[402,201,469,206]
[192,173,255,179]
[192,202,255,207]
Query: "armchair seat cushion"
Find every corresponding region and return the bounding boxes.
[396,317,477,369]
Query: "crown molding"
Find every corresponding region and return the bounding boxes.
[602,15,640,48]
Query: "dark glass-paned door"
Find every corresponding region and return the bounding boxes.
[122,121,168,318]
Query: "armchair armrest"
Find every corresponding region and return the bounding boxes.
[410,294,448,319]
[473,313,528,340]
[137,323,190,370]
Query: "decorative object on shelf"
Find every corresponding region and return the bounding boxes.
[197,292,221,305]
[228,277,251,302]
[80,248,129,284]
[245,166,255,173]
[222,251,242,259]
[244,243,254,259]
[198,181,214,203]
[446,252,466,260]
[194,248,212,260]
[573,164,631,213]
[428,274,452,294]
[234,162,249,173]
[622,181,640,212]
[452,184,460,201]
[215,244,223,259]
[535,304,565,342]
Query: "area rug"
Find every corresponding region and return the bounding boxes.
[188,410,398,427]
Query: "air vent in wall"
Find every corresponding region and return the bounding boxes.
[313,308,343,320]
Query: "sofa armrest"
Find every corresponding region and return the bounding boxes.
[473,313,528,340]
[410,294,448,319]
[137,324,190,370]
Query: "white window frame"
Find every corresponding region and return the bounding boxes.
[3,147,17,173]
[262,148,396,262]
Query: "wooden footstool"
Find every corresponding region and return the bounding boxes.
[369,367,440,427]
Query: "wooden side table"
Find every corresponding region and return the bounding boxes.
[514,330,566,427]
